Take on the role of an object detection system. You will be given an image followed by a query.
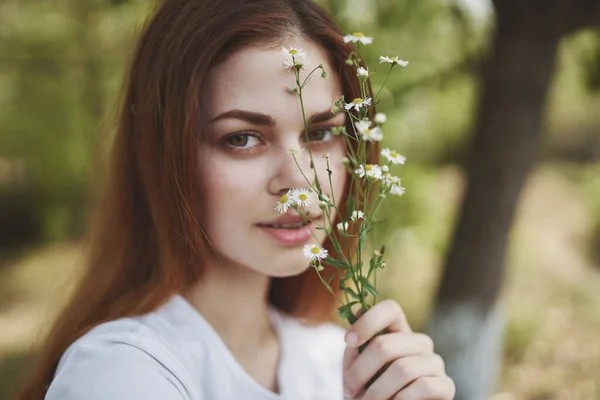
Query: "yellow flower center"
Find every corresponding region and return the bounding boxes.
[390,151,398,157]
[289,49,298,55]
[391,56,398,61]
[352,32,365,37]
[365,165,373,171]
[311,247,321,255]
[352,98,363,104]
[279,195,289,204]
[298,193,308,201]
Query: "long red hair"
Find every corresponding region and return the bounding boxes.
[17,0,377,398]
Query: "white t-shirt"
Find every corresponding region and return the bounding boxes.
[45,294,346,399]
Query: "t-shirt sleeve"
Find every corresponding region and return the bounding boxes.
[45,336,187,400]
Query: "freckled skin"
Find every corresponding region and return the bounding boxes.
[199,38,348,277]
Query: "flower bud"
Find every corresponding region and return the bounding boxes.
[357,67,369,81]
[331,126,346,136]
[374,113,387,125]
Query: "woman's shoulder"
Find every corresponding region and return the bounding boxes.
[46,298,204,400]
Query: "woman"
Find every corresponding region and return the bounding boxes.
[18,0,455,399]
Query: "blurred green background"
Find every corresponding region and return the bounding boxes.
[1,0,599,399]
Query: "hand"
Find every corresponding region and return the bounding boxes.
[342,300,455,399]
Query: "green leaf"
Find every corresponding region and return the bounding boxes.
[327,273,336,286]
[330,239,344,257]
[325,257,350,269]
[359,229,367,251]
[344,287,361,300]
[346,196,354,219]
[337,302,358,319]
[360,277,379,297]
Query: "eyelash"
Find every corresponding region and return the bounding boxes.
[222,128,337,153]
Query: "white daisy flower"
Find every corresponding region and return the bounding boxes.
[303,244,328,261]
[381,148,406,165]
[344,97,372,112]
[337,222,349,232]
[357,66,369,79]
[382,174,401,187]
[374,113,387,124]
[381,165,389,173]
[275,190,294,214]
[282,47,307,70]
[355,164,383,180]
[354,119,383,142]
[343,32,373,45]
[290,188,312,208]
[351,210,364,222]
[390,184,406,196]
[379,56,409,67]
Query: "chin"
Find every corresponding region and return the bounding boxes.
[266,261,312,278]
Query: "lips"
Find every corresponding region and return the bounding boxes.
[256,213,323,246]
[257,212,321,227]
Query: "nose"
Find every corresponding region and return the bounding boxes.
[267,146,312,197]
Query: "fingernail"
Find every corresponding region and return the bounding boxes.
[345,331,358,346]
[343,383,355,397]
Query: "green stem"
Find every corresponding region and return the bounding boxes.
[373,65,393,101]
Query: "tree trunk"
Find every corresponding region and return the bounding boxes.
[424,9,562,400]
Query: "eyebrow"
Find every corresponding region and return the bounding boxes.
[209,109,340,126]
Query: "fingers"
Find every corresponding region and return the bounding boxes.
[343,345,359,371]
[343,332,434,397]
[392,376,456,400]
[359,354,446,400]
[345,300,411,348]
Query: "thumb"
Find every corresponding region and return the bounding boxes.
[342,343,359,372]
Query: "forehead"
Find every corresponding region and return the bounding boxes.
[204,39,342,121]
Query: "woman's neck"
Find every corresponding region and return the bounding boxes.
[182,261,277,361]
[182,262,281,392]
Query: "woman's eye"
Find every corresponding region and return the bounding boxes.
[306,128,333,142]
[225,133,260,148]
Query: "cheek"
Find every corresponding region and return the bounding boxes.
[198,154,259,221]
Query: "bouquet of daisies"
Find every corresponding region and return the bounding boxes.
[278,32,408,326]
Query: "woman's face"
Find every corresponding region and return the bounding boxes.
[199,38,348,277]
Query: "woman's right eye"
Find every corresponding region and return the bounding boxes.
[224,133,261,150]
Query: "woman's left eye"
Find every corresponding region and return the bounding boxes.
[306,128,334,142]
